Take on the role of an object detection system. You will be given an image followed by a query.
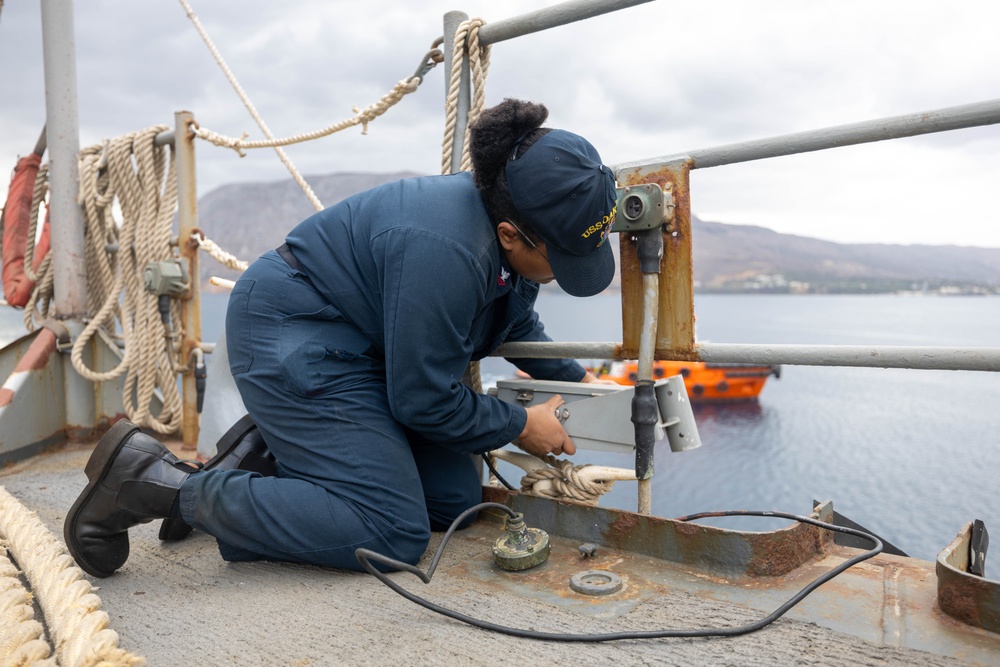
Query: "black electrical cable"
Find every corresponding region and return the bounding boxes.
[481,455,515,491]
[355,503,884,642]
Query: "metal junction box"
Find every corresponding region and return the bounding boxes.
[490,377,701,454]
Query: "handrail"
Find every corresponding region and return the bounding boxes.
[476,0,654,45]
[494,341,1000,373]
[615,98,1000,173]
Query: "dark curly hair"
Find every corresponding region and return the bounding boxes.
[468,98,551,243]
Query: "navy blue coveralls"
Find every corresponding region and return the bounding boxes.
[177,173,586,568]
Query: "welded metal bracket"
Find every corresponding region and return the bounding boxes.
[490,376,701,454]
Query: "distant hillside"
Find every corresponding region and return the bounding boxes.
[692,219,1000,293]
[197,172,419,286]
[195,172,1000,294]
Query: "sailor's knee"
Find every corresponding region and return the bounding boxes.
[377,523,431,566]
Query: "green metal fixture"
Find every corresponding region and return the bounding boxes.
[492,512,550,571]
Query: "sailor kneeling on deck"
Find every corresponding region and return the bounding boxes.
[64,99,619,577]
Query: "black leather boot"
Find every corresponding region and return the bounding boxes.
[64,419,198,578]
[158,414,277,541]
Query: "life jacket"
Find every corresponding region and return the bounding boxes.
[1,153,51,307]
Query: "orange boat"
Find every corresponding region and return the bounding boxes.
[592,360,780,402]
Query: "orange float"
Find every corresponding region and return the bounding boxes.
[592,359,780,402]
[2,151,51,307]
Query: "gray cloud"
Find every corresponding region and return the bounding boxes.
[3,0,1000,246]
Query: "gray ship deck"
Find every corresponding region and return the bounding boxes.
[2,439,997,667]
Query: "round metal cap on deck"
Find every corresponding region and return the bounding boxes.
[492,514,551,571]
[569,570,624,596]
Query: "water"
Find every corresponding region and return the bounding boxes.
[485,293,1000,562]
[4,293,998,562]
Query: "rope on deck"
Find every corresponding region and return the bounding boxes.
[0,486,145,667]
[0,548,56,666]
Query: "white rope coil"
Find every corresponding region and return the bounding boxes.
[0,486,144,667]
[490,449,636,505]
[69,126,184,435]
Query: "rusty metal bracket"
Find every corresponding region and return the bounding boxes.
[937,521,1000,633]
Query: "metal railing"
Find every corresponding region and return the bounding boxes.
[438,1,1000,514]
[459,2,1000,375]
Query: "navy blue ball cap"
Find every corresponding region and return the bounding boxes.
[505,129,617,297]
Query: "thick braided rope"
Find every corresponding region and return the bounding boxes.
[23,163,48,283]
[118,129,182,434]
[71,127,183,435]
[177,0,323,211]
[192,78,420,155]
[0,486,145,667]
[22,164,56,332]
[192,231,248,272]
[441,18,490,174]
[519,455,615,505]
[441,19,490,394]
[78,143,121,328]
[0,549,55,666]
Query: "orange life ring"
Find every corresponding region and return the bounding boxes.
[2,153,51,307]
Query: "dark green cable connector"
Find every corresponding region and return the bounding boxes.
[492,512,550,571]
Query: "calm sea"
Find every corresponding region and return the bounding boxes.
[3,293,997,562]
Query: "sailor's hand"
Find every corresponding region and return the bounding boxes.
[517,395,576,457]
[580,371,619,386]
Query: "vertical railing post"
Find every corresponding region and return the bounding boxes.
[443,11,471,173]
[174,111,202,450]
[40,0,87,318]
[40,0,96,439]
[617,159,696,514]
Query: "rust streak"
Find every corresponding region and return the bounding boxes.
[14,329,58,372]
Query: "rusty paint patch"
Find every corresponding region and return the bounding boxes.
[675,522,700,536]
[13,329,57,372]
[936,524,1000,633]
[654,347,703,362]
[0,387,15,408]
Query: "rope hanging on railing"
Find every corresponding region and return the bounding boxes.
[0,486,145,666]
[192,230,248,272]
[441,18,490,175]
[442,18,490,394]
[22,164,55,332]
[66,126,184,435]
[178,0,442,213]
[191,79,422,155]
[177,0,323,211]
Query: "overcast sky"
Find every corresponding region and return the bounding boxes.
[2,0,999,247]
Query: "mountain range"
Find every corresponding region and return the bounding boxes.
[195,172,1000,294]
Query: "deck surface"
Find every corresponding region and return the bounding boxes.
[1,440,996,666]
